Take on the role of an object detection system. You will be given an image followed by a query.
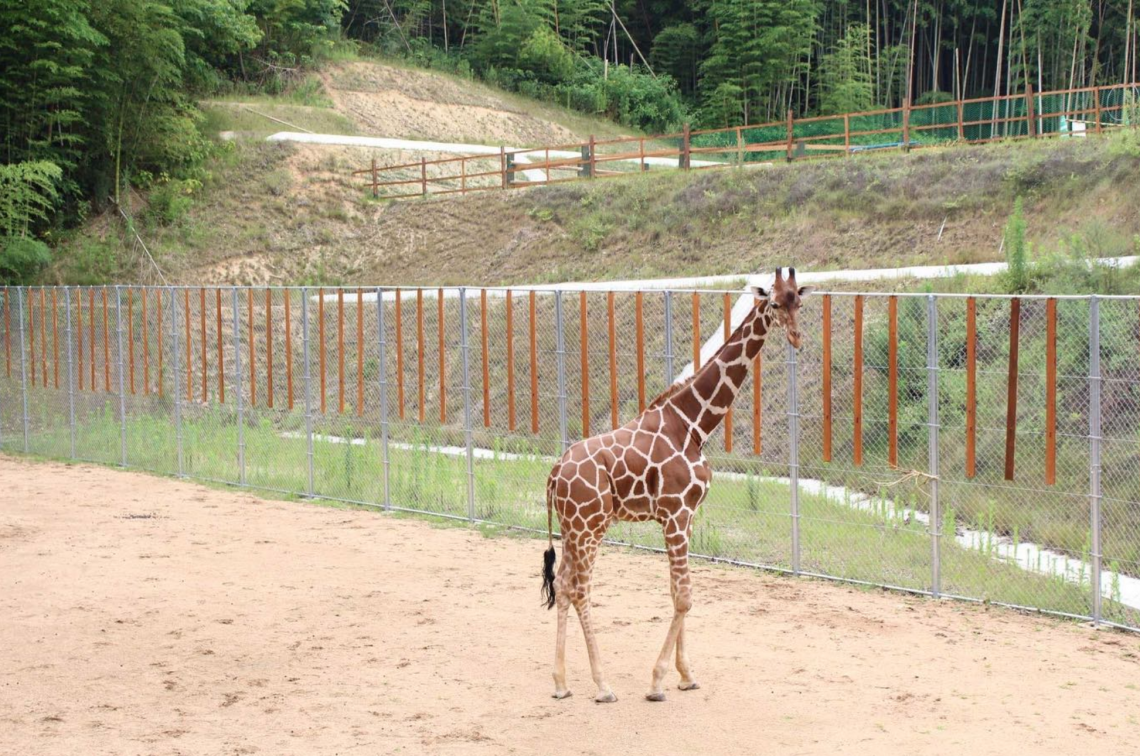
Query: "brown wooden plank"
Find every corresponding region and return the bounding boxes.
[394,289,404,419]
[723,292,733,452]
[636,292,645,413]
[822,294,832,462]
[127,289,135,394]
[103,288,111,391]
[142,288,148,394]
[77,288,84,390]
[89,289,95,391]
[1004,298,1021,481]
[1045,298,1057,486]
[608,292,618,429]
[853,295,864,466]
[580,291,590,438]
[249,288,256,407]
[966,297,976,478]
[40,288,47,386]
[51,289,58,388]
[481,289,490,427]
[506,290,516,431]
[156,289,162,397]
[888,296,898,468]
[355,289,362,416]
[529,290,538,433]
[28,289,35,387]
[438,288,446,423]
[200,288,207,404]
[338,288,345,414]
[268,289,275,409]
[184,289,192,402]
[3,288,9,377]
[216,289,224,404]
[319,288,326,414]
[416,289,424,423]
[692,293,701,372]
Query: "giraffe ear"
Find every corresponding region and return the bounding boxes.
[797,286,816,298]
[749,285,768,299]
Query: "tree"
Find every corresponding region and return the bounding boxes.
[818,23,874,114]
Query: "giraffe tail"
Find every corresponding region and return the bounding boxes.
[541,477,557,610]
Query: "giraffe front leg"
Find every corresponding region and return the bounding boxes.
[647,529,694,701]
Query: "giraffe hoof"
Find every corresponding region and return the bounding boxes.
[594,691,618,704]
[552,690,573,700]
[645,691,667,702]
[678,681,700,691]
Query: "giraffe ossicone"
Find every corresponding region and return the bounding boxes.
[541,267,814,703]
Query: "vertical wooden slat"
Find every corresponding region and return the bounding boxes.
[200,288,207,404]
[319,288,326,414]
[142,288,149,394]
[691,292,701,372]
[355,289,362,416]
[506,290,516,431]
[128,289,135,394]
[853,295,864,466]
[723,292,733,452]
[529,290,538,434]
[77,288,85,390]
[338,288,345,414]
[3,287,10,377]
[416,289,424,423]
[249,288,256,408]
[395,289,405,420]
[28,288,36,386]
[216,289,225,404]
[268,289,275,409]
[607,292,618,429]
[184,289,192,402]
[888,295,898,468]
[88,289,95,391]
[438,288,446,423]
[965,297,976,478]
[635,292,645,413]
[822,294,832,462]
[284,291,293,409]
[752,294,762,455]
[40,288,47,386]
[481,289,490,427]
[53,288,60,389]
[156,289,163,397]
[102,288,109,392]
[580,291,590,438]
[1045,298,1057,486]
[1004,297,1021,481]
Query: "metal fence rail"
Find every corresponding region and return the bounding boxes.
[1,285,1138,632]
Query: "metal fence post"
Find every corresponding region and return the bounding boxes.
[302,287,315,497]
[663,291,674,383]
[927,295,941,597]
[787,339,800,574]
[377,287,391,510]
[17,288,29,452]
[1089,295,1103,624]
[65,288,75,459]
[459,287,476,521]
[232,287,245,486]
[555,290,569,451]
[115,287,126,466]
[171,288,184,477]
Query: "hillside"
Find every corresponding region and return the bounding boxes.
[56,60,1140,288]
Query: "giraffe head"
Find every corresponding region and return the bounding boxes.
[752,267,814,349]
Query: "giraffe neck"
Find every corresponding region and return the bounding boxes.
[666,300,774,445]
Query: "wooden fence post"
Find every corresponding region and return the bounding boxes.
[420,157,427,197]
[957,99,965,141]
[370,157,378,198]
[1026,83,1037,137]
[843,114,851,154]
[735,127,743,165]
[902,98,911,152]
[785,109,794,162]
[1094,86,1103,134]
[505,153,515,187]
[589,135,597,177]
[680,122,691,169]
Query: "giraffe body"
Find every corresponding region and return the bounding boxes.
[542,268,813,703]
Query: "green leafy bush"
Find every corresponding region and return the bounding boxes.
[0,237,52,284]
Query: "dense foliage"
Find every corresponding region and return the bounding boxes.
[1,0,1138,282]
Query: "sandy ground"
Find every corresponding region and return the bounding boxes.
[1,456,1139,756]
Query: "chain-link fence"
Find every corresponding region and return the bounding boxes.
[2,285,1138,632]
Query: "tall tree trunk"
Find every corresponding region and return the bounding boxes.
[992,0,1008,138]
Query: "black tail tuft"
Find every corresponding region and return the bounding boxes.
[541,546,557,610]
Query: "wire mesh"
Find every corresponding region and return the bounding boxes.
[1,285,1138,632]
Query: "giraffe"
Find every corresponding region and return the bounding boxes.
[540,267,813,703]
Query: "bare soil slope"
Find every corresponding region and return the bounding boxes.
[2,456,1138,755]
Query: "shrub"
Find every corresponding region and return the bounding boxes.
[0,237,52,284]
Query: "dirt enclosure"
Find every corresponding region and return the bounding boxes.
[1,457,1138,755]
